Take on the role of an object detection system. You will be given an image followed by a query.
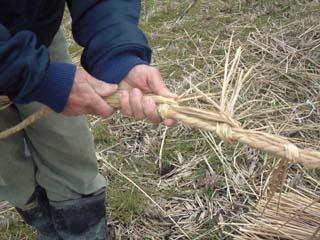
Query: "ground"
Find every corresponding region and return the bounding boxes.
[1,0,320,239]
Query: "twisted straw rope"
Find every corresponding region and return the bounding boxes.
[1,92,319,167]
[157,105,319,168]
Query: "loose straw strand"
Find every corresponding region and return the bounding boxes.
[0,107,51,140]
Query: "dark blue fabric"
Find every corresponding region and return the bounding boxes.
[0,24,76,112]
[93,52,148,84]
[0,0,65,47]
[66,0,152,79]
[0,0,152,112]
[13,64,77,113]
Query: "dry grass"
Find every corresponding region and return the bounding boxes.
[99,1,320,238]
[1,0,320,239]
[223,190,320,239]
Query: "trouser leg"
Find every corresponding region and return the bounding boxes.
[0,105,35,208]
[18,27,107,239]
[0,106,60,239]
[16,26,106,202]
[1,27,108,239]
[17,103,106,201]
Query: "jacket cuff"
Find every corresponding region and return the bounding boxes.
[0,25,11,40]
[92,52,149,84]
[31,63,76,112]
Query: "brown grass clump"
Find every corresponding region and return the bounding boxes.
[223,191,320,239]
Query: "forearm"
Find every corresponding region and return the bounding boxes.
[0,24,76,112]
[66,0,151,83]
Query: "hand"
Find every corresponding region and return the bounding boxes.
[63,67,118,116]
[119,65,176,126]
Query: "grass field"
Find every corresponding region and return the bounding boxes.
[1,0,320,239]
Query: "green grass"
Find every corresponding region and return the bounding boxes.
[108,182,145,224]
[0,221,36,240]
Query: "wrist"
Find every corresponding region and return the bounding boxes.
[92,52,149,84]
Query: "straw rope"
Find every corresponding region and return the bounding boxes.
[1,47,319,167]
[0,92,320,167]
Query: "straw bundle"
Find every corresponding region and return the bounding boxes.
[226,192,320,240]
[0,47,320,167]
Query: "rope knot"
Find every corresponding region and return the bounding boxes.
[284,143,300,163]
[216,123,235,142]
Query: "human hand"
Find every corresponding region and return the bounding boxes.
[119,65,176,126]
[63,67,118,116]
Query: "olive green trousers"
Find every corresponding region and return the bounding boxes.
[0,29,105,208]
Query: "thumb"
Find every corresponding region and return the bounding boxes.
[90,79,118,97]
[159,87,177,99]
[153,83,177,99]
[148,71,177,98]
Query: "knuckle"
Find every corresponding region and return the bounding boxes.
[134,110,145,120]
[123,105,132,116]
[151,66,160,74]
[104,108,114,117]
[132,88,141,96]
[95,80,104,88]
[83,97,92,109]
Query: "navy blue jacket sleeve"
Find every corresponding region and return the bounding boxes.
[0,24,76,112]
[66,0,152,84]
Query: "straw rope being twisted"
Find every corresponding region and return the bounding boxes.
[0,47,319,167]
[0,91,319,167]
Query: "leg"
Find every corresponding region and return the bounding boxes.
[49,191,107,240]
[16,186,61,240]
[17,27,108,239]
[17,27,106,202]
[0,107,59,239]
[0,106,36,208]
[18,106,106,201]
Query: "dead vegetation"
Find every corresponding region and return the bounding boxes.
[1,0,320,239]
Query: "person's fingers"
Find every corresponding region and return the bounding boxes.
[145,71,177,127]
[88,94,115,117]
[142,96,162,124]
[63,67,117,117]
[147,68,177,98]
[120,91,133,116]
[122,65,151,93]
[163,119,177,127]
[129,88,145,120]
[118,79,132,91]
[89,79,118,97]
